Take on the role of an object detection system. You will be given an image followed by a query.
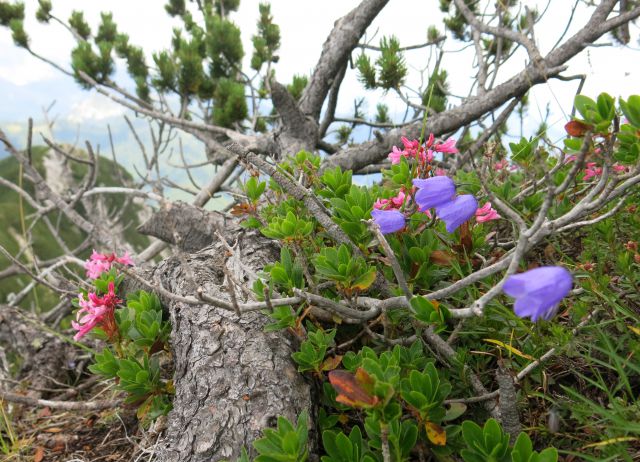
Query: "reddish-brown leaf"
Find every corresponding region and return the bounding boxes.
[230,203,255,216]
[459,222,473,253]
[34,446,45,462]
[564,120,592,137]
[430,250,454,266]
[328,370,379,408]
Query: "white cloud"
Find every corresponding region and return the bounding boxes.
[66,93,125,124]
[0,52,57,86]
[0,0,638,134]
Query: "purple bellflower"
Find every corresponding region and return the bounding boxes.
[412,176,456,211]
[371,209,405,234]
[502,266,573,322]
[435,194,478,232]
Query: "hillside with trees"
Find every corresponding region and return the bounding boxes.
[1,0,640,461]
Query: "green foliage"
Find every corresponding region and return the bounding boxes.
[264,247,305,294]
[287,74,308,102]
[356,53,376,89]
[8,18,26,47]
[423,69,448,113]
[460,419,511,462]
[116,291,170,348]
[252,412,309,462]
[87,285,173,425]
[244,176,267,203]
[441,0,477,40]
[96,12,118,43]
[35,0,51,22]
[292,327,336,373]
[375,103,391,124]
[322,426,375,462]
[376,36,406,89]
[313,244,377,294]
[365,417,418,461]
[400,363,451,423]
[205,14,244,78]
[261,210,314,242]
[511,433,558,462]
[619,94,640,128]
[69,10,91,39]
[0,1,23,26]
[319,167,352,200]
[212,78,248,127]
[164,0,185,16]
[329,185,374,244]
[251,2,280,71]
[572,93,615,133]
[509,136,538,166]
[215,0,241,15]
[410,296,450,327]
[71,41,114,87]
[336,125,352,145]
[152,51,177,92]
[175,37,206,96]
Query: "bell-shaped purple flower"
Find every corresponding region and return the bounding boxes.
[412,176,456,210]
[371,209,405,234]
[435,194,478,233]
[502,266,573,322]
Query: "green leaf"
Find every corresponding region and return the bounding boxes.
[596,92,615,122]
[511,432,533,462]
[574,94,598,122]
[443,402,467,421]
[620,95,640,127]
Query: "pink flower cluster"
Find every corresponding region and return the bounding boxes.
[475,202,500,223]
[388,134,458,165]
[72,281,121,341]
[583,162,603,181]
[373,190,407,210]
[84,250,134,279]
[582,163,626,181]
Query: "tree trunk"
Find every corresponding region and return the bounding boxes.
[141,211,312,461]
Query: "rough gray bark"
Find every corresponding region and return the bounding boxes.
[138,201,231,252]
[146,226,311,462]
[0,304,77,396]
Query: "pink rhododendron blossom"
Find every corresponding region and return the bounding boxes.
[494,160,509,171]
[564,155,577,164]
[425,133,435,148]
[72,282,121,341]
[401,137,420,154]
[613,164,627,173]
[433,138,458,154]
[475,202,501,223]
[374,191,407,210]
[583,162,603,181]
[435,168,447,176]
[388,146,406,164]
[387,134,453,165]
[419,149,435,163]
[84,250,134,279]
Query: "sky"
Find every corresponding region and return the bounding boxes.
[0,0,639,189]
